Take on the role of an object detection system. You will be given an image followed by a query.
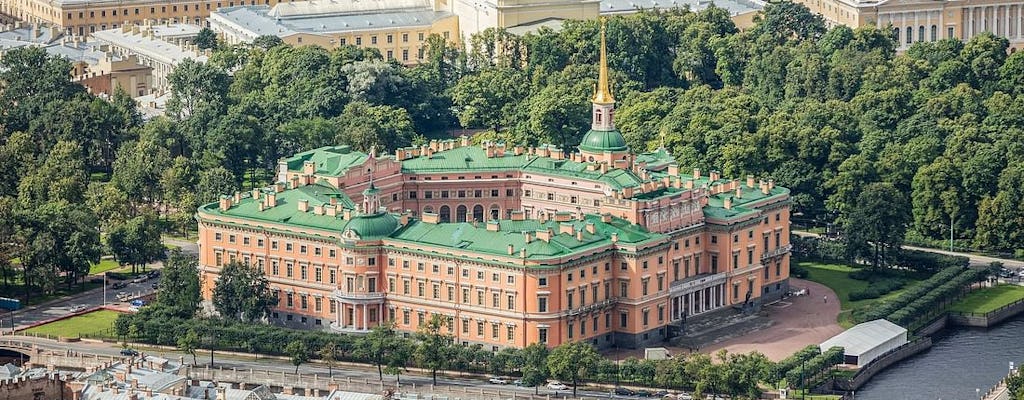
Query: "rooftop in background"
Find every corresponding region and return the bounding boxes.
[213,3,451,38]
[91,24,207,66]
[0,23,63,46]
[268,0,431,18]
[506,0,764,34]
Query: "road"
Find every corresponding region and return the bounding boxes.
[163,237,200,255]
[5,334,625,399]
[1,275,160,332]
[792,230,1024,269]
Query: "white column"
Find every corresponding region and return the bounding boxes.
[1005,6,1010,37]
[969,7,975,39]
[689,293,695,315]
[927,11,932,41]
[914,11,920,42]
[1017,5,1022,38]
[362,304,368,330]
[902,12,909,47]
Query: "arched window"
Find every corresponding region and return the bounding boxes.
[456,205,467,222]
[490,205,500,220]
[893,27,900,43]
[472,205,484,222]
[906,26,913,44]
[931,25,937,41]
[423,206,434,214]
[919,26,925,42]
[439,206,451,223]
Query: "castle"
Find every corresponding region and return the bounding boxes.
[196,24,792,350]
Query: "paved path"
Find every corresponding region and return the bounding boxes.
[162,236,199,255]
[793,231,1024,269]
[2,277,158,332]
[697,279,843,361]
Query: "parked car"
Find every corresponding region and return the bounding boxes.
[131,276,147,284]
[635,390,652,397]
[68,304,87,313]
[119,348,139,356]
[151,282,159,289]
[111,282,127,289]
[512,379,524,386]
[546,381,568,390]
[652,390,669,398]
[488,376,509,384]
[614,387,636,396]
[147,270,160,279]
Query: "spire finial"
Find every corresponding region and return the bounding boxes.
[592,17,614,105]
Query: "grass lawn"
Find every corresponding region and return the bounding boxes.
[949,285,1024,315]
[89,259,121,275]
[24,309,121,338]
[798,261,921,328]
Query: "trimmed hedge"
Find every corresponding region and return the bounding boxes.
[785,346,844,388]
[858,266,967,323]
[896,249,969,273]
[775,345,820,380]
[848,279,906,301]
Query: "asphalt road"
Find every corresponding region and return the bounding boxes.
[792,230,1024,269]
[6,334,627,399]
[1,275,160,332]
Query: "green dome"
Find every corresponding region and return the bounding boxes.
[579,129,628,152]
[345,212,398,239]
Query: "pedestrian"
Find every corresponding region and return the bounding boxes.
[823,295,828,304]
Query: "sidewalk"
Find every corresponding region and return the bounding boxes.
[793,230,1024,269]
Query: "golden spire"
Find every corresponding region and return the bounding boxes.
[592,17,614,105]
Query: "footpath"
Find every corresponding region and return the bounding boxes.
[792,230,1024,269]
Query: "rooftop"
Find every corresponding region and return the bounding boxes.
[92,26,207,66]
[213,4,451,38]
[599,0,763,16]
[284,146,370,177]
[819,319,907,357]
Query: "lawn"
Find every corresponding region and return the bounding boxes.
[949,285,1024,315]
[89,259,121,275]
[798,261,921,328]
[24,309,121,338]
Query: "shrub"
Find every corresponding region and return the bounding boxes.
[791,264,809,279]
[848,279,906,301]
[896,250,969,273]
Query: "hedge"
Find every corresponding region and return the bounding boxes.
[775,345,820,380]
[848,279,906,301]
[785,346,844,388]
[858,266,967,323]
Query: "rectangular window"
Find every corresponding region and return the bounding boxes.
[507,294,515,310]
[642,278,649,296]
[568,322,574,339]
[300,265,307,280]
[418,282,425,297]
[620,312,628,328]
[620,282,628,297]
[462,288,469,303]
[286,263,293,278]
[567,291,574,309]
[538,297,548,312]
[315,267,322,282]
[477,322,484,336]
[492,292,499,307]
[329,269,336,284]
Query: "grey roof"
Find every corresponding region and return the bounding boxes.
[0,363,20,378]
[598,0,762,16]
[325,390,384,400]
[269,0,431,18]
[0,25,60,44]
[92,28,207,65]
[820,319,907,357]
[213,5,451,37]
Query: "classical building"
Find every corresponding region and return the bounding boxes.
[795,0,1024,51]
[208,0,460,64]
[91,22,208,91]
[195,25,792,350]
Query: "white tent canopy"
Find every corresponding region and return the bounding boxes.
[820,319,908,367]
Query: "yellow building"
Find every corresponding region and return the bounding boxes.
[209,0,459,64]
[0,0,286,37]
[795,0,1024,51]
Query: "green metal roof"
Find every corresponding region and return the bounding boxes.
[346,212,399,239]
[521,157,644,190]
[389,214,662,260]
[400,146,531,173]
[578,129,628,152]
[284,146,369,177]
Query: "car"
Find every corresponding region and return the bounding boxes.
[635,390,653,397]
[147,271,160,279]
[111,282,127,289]
[68,304,87,313]
[488,376,509,384]
[614,387,636,396]
[119,348,139,357]
[151,282,159,289]
[653,390,669,398]
[117,292,130,301]
[131,276,147,284]
[512,379,524,386]
[546,381,568,390]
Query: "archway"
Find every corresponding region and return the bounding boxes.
[439,206,450,223]
[472,205,484,222]
[456,205,467,222]
[490,205,500,220]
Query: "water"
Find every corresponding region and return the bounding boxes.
[855,314,1024,400]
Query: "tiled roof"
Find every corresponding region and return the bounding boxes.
[283,146,369,177]
[400,146,531,173]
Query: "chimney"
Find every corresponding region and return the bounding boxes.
[709,171,720,182]
[460,135,470,147]
[343,209,352,220]
[724,197,733,210]
[601,213,612,223]
[520,248,527,258]
[746,175,755,188]
[275,182,285,192]
[558,223,574,235]
[298,199,308,212]
[536,228,552,243]
[507,244,514,255]
[668,164,679,176]
[576,230,583,241]
[768,179,775,190]
[131,379,138,389]
[735,186,742,199]
[303,160,315,174]
[585,222,596,234]
[313,204,324,215]
[487,221,500,231]
[610,232,618,243]
[523,231,532,243]
[266,192,277,207]
[218,196,232,211]
[251,188,261,200]
[325,205,337,217]
[510,210,524,221]
[693,168,701,179]
[761,181,770,195]
[232,191,241,203]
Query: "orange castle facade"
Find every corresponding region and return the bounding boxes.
[195,26,792,350]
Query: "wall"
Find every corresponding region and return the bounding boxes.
[0,375,72,400]
[949,299,1024,328]
[834,337,933,391]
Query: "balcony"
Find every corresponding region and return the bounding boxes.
[331,290,385,303]
[761,244,793,260]
[669,272,727,295]
[329,322,370,334]
[565,297,617,317]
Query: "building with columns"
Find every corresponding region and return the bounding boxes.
[195,24,792,350]
[796,0,1024,51]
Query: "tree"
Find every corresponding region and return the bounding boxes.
[212,261,279,322]
[196,167,238,204]
[107,212,166,274]
[355,321,410,381]
[114,314,131,345]
[111,139,172,210]
[195,28,218,50]
[335,101,417,152]
[252,35,284,50]
[750,1,826,44]
[285,340,309,374]
[177,328,200,366]
[413,314,453,385]
[157,249,201,318]
[844,182,910,268]
[166,58,229,119]
[519,343,550,394]
[16,200,102,295]
[450,67,529,131]
[547,341,600,397]
[17,140,89,208]
[318,341,338,377]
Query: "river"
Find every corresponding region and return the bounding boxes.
[855,314,1024,399]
